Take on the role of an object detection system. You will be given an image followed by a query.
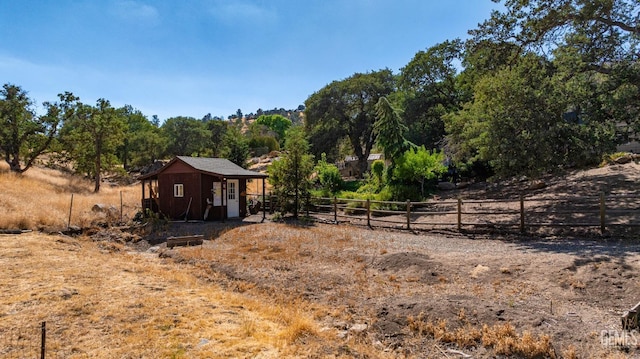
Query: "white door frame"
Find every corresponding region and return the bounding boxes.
[226,179,240,218]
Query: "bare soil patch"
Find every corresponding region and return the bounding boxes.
[171,223,640,358]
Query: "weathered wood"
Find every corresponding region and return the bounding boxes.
[406,199,411,230]
[166,235,204,249]
[622,302,640,331]
[457,198,462,230]
[520,195,525,234]
[184,197,193,222]
[600,192,606,234]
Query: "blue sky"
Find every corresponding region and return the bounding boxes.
[0,1,499,121]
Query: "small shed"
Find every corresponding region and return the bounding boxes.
[139,156,268,221]
[336,153,384,178]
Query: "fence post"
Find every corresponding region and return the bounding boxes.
[406,200,411,230]
[120,190,123,223]
[520,195,525,234]
[457,198,462,231]
[41,321,46,359]
[333,196,337,223]
[67,194,74,228]
[366,199,371,228]
[600,192,606,234]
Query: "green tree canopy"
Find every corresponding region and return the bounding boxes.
[221,125,250,168]
[268,127,314,218]
[314,153,342,195]
[373,96,414,165]
[304,69,395,177]
[161,116,209,157]
[392,146,447,198]
[60,98,126,192]
[445,53,615,178]
[0,84,70,173]
[117,105,165,169]
[470,0,640,140]
[254,114,292,145]
[204,117,228,158]
[399,40,465,150]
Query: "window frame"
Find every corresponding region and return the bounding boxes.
[174,183,184,198]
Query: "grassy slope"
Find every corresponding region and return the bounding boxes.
[0,162,140,231]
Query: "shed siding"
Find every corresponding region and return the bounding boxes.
[158,172,201,219]
[162,160,193,174]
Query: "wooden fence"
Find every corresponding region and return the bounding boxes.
[301,193,640,235]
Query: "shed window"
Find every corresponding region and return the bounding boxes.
[174,184,184,197]
[228,181,236,200]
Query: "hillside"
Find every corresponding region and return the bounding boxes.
[0,162,140,231]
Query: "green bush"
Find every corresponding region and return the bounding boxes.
[249,136,280,153]
[314,153,343,194]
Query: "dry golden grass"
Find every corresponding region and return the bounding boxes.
[408,314,555,358]
[0,232,333,358]
[0,162,140,230]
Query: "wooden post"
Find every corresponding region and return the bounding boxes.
[520,195,525,234]
[262,178,266,223]
[333,196,337,223]
[221,181,226,223]
[622,301,640,331]
[366,199,371,228]
[184,197,193,222]
[600,192,606,234]
[457,198,462,231]
[67,194,74,228]
[406,199,411,230]
[120,191,123,223]
[141,180,146,211]
[305,193,310,218]
[41,321,46,359]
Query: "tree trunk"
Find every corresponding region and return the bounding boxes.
[8,153,23,173]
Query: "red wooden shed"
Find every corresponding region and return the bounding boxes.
[140,156,268,221]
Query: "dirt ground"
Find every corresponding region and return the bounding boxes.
[159,162,640,358]
[165,221,640,358]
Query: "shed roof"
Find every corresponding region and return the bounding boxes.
[139,156,268,180]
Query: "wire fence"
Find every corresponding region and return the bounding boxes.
[0,322,88,359]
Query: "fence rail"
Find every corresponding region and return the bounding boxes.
[301,193,640,235]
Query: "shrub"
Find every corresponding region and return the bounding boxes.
[314,153,343,194]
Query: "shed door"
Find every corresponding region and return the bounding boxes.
[227,180,239,218]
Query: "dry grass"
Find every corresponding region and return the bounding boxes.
[0,232,331,358]
[408,313,555,358]
[0,162,140,230]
